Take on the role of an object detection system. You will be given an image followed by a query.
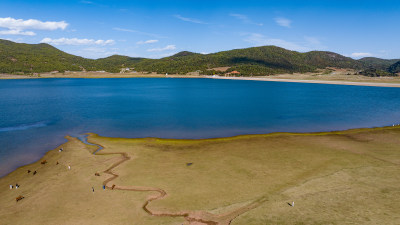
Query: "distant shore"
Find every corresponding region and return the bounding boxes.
[0,72,201,79]
[209,76,400,88]
[1,72,400,88]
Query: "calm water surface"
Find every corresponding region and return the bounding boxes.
[1,78,400,176]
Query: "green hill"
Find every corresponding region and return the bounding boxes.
[358,57,400,70]
[387,61,400,74]
[0,39,90,73]
[356,60,400,77]
[358,68,396,77]
[0,39,142,73]
[170,51,200,57]
[133,46,362,75]
[94,55,143,73]
[0,39,398,76]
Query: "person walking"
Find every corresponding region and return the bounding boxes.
[68,165,71,170]
[92,187,94,192]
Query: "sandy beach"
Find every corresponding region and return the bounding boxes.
[1,126,400,224]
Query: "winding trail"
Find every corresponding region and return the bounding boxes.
[79,134,263,225]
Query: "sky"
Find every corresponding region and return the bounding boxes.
[0,0,399,59]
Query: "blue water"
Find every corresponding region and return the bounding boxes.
[1,78,400,176]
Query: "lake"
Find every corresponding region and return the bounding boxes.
[1,78,400,176]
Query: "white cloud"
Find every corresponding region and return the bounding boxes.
[0,17,67,36]
[0,29,35,36]
[113,27,135,32]
[274,17,292,28]
[80,0,94,4]
[304,36,320,45]
[113,27,165,38]
[351,52,373,58]
[147,45,176,52]
[230,13,263,26]
[230,13,247,21]
[0,17,68,30]
[303,36,327,50]
[83,47,108,53]
[40,37,115,46]
[71,47,119,59]
[0,17,68,36]
[137,39,158,45]
[244,33,309,52]
[2,37,24,43]
[151,52,179,58]
[173,15,207,24]
[84,47,118,55]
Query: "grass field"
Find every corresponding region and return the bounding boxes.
[1,127,399,224]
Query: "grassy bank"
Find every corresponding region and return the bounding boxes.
[1,127,400,224]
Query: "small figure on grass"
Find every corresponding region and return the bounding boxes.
[16,195,24,202]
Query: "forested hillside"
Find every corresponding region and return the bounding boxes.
[0,40,141,73]
[387,61,400,74]
[0,39,398,76]
[0,39,90,73]
[133,46,362,75]
[358,57,400,70]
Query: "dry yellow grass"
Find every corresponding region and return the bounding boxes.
[0,137,182,225]
[1,127,400,224]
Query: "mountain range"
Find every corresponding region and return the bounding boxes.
[0,39,398,76]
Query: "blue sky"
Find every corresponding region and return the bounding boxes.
[0,0,399,59]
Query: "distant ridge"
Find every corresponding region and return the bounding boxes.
[358,57,400,70]
[171,51,199,57]
[387,61,400,74]
[0,39,398,76]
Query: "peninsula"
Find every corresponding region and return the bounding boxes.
[1,127,399,224]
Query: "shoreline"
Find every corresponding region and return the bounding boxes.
[1,125,399,179]
[1,125,400,224]
[1,72,400,88]
[208,76,400,88]
[0,73,203,80]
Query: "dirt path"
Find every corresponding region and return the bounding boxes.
[83,136,262,225]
